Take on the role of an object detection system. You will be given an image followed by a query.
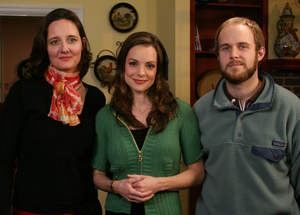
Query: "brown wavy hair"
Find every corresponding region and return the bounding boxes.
[17,8,92,79]
[110,31,178,133]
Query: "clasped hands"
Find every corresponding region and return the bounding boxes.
[112,174,161,203]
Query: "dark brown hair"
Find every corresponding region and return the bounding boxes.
[110,31,177,133]
[214,17,265,56]
[18,8,92,79]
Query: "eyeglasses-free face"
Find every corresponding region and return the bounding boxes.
[125,45,157,95]
[47,19,84,73]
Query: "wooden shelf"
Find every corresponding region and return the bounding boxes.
[196,2,263,8]
[266,59,300,71]
[196,50,216,57]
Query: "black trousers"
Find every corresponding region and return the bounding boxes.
[13,200,102,215]
[106,203,144,215]
[73,200,102,215]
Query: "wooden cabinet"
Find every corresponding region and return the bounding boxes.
[265,59,300,71]
[190,0,268,105]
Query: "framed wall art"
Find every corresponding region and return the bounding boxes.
[109,2,138,33]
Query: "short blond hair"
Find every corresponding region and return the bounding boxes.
[214,17,265,56]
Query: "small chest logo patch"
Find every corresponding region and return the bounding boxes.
[272,140,285,147]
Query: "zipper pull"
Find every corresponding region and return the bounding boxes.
[138,151,142,162]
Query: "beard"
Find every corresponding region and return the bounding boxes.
[220,56,258,85]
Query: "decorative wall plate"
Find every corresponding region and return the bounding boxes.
[109,3,138,33]
[94,55,117,88]
[296,0,300,8]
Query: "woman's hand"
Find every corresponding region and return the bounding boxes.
[93,170,155,203]
[113,178,154,203]
[128,175,161,195]
[128,160,204,193]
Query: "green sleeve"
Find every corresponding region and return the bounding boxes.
[178,101,204,166]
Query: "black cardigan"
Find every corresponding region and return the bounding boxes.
[0,78,105,214]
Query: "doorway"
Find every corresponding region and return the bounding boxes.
[0,16,42,102]
[0,6,83,103]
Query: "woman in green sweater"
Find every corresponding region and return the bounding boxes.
[93,31,204,215]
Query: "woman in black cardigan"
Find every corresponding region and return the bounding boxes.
[0,8,105,215]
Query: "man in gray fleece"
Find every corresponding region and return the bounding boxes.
[194,17,300,215]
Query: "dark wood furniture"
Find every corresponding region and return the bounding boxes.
[265,59,300,71]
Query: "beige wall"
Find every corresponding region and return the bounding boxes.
[174,0,190,103]
[0,0,191,214]
[0,0,190,103]
[268,0,300,59]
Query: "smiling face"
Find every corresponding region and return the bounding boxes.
[218,23,265,85]
[125,45,157,95]
[47,19,83,73]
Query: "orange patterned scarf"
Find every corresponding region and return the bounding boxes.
[45,65,83,126]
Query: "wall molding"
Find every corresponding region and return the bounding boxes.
[0,5,83,22]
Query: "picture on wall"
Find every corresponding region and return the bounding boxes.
[109,2,138,33]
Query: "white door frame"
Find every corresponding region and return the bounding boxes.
[0,5,83,21]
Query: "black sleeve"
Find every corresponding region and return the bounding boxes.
[95,88,106,110]
[0,80,24,215]
[85,84,106,113]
